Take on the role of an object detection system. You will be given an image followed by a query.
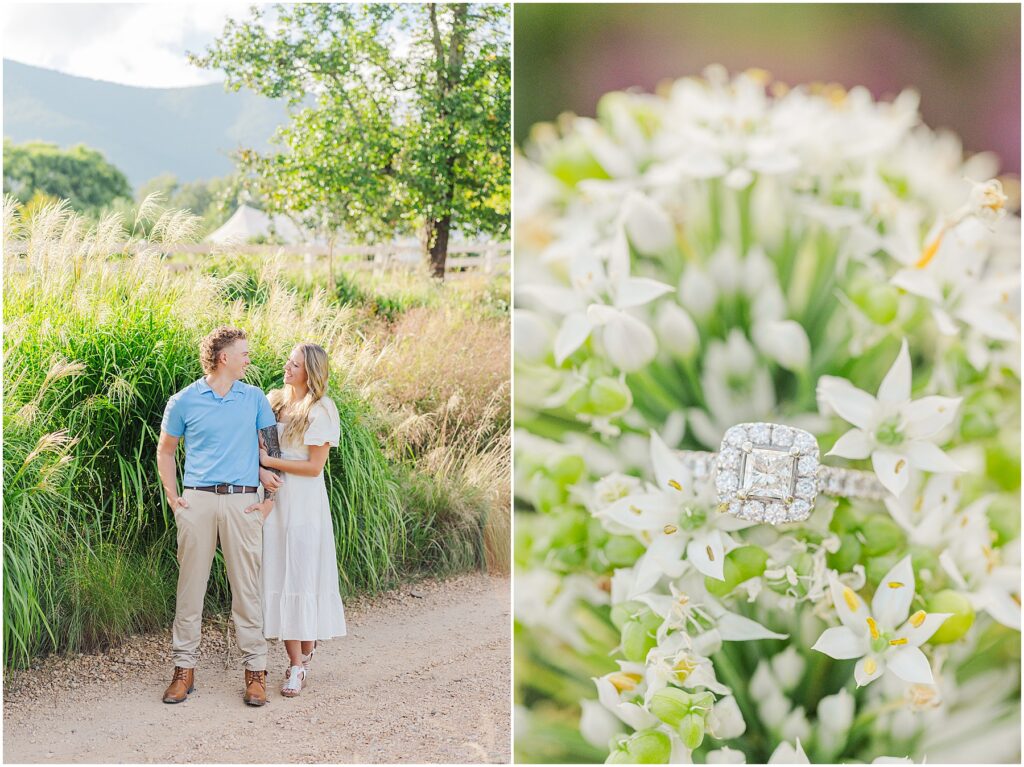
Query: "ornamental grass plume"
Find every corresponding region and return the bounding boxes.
[513,67,1020,764]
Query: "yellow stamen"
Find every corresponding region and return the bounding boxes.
[629,505,643,515]
[864,657,877,675]
[889,637,908,646]
[609,672,643,693]
[910,610,926,628]
[663,524,678,535]
[867,616,880,640]
[888,581,904,589]
[674,657,697,683]
[915,226,947,269]
[716,502,730,514]
[706,545,715,562]
[667,479,683,492]
[895,459,906,474]
[843,587,860,612]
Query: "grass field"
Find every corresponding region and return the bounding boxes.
[3,198,510,668]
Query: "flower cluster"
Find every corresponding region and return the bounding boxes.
[514,68,1020,764]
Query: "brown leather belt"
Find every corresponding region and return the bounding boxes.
[184,484,259,495]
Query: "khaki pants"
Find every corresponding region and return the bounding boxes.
[171,489,267,671]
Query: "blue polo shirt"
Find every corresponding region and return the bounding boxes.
[161,378,277,487]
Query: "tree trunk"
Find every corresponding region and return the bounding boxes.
[427,214,451,280]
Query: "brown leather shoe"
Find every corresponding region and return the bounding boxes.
[243,669,267,706]
[163,666,195,704]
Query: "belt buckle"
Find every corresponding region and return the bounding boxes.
[216,483,229,495]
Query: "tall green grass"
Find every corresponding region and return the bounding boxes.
[3,197,505,668]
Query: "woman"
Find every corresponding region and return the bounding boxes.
[259,342,347,697]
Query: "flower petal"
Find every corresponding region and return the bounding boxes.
[817,376,878,430]
[877,339,911,405]
[600,310,659,372]
[614,277,675,309]
[522,284,585,315]
[688,530,726,581]
[854,655,884,687]
[886,645,934,685]
[716,610,788,641]
[768,739,809,764]
[872,450,911,496]
[827,428,873,459]
[828,573,870,634]
[631,534,687,597]
[601,493,678,531]
[649,430,689,496]
[812,626,869,660]
[872,555,915,630]
[554,312,592,365]
[895,612,952,646]
[903,441,964,474]
[901,396,962,440]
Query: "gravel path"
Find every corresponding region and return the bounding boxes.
[3,574,510,764]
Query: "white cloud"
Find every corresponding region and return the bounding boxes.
[1,2,256,88]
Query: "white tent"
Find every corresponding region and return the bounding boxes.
[205,205,310,245]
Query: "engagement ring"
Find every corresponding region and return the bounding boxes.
[676,422,885,525]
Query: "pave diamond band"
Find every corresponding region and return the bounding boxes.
[677,422,886,526]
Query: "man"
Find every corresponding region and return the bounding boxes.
[156,326,280,706]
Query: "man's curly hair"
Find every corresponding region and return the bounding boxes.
[199,326,247,374]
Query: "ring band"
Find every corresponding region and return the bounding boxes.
[676,422,885,525]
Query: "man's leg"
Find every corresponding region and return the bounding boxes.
[171,489,219,668]
[219,492,268,672]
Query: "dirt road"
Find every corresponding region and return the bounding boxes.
[3,574,510,763]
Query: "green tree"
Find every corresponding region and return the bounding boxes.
[3,140,132,216]
[192,3,510,278]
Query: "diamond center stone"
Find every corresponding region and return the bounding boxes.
[741,448,795,501]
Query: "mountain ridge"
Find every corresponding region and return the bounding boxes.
[3,59,288,187]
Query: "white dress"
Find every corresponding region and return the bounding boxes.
[262,398,347,640]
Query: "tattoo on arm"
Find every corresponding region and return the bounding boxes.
[260,425,284,502]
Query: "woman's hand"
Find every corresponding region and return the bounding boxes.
[244,498,274,521]
[260,448,271,466]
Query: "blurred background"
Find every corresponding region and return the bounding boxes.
[514,3,1021,173]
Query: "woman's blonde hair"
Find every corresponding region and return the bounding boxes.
[267,343,330,446]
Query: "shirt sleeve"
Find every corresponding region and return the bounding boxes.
[304,399,341,447]
[161,392,186,437]
[256,391,277,430]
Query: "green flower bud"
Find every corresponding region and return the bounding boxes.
[829,500,860,534]
[548,454,586,486]
[987,496,1021,547]
[705,545,768,597]
[960,390,1001,440]
[986,442,1021,492]
[861,515,904,556]
[604,535,647,568]
[608,729,672,764]
[862,284,900,325]
[926,590,975,644]
[589,377,632,415]
[548,135,610,188]
[621,618,657,663]
[827,532,863,573]
[551,509,588,547]
[610,600,643,631]
[567,384,592,412]
[530,473,564,514]
[679,712,706,750]
[649,686,693,727]
[908,545,940,582]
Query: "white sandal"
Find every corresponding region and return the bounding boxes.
[302,641,317,670]
[281,665,306,697]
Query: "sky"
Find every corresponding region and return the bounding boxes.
[1,2,253,88]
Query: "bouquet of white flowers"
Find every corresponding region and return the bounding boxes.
[513,67,1020,764]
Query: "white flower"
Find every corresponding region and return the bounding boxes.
[812,557,951,687]
[513,309,554,364]
[595,431,752,587]
[817,339,963,495]
[768,738,809,764]
[623,191,676,254]
[655,301,700,358]
[522,231,674,371]
[965,177,1008,225]
[883,472,960,548]
[752,318,810,371]
[594,663,660,731]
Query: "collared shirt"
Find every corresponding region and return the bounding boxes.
[161,377,277,487]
